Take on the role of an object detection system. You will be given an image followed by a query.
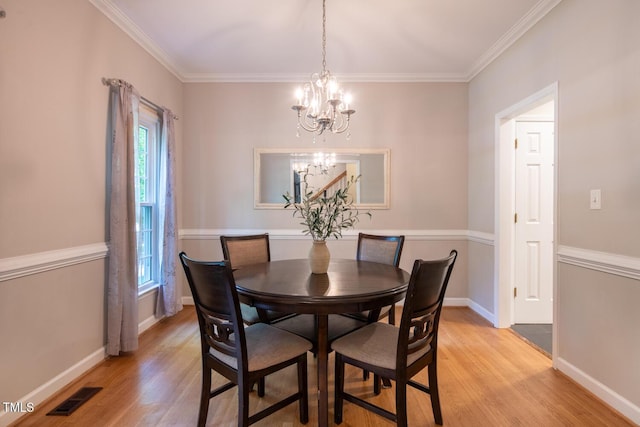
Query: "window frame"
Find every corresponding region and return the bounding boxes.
[136,106,161,295]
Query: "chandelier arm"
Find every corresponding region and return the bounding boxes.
[297,112,323,133]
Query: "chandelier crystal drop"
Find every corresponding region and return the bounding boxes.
[292,0,355,139]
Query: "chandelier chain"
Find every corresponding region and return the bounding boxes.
[321,0,327,73]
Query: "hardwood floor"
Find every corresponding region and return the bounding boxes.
[12,307,633,427]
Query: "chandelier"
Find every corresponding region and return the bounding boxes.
[292,0,355,139]
[292,152,337,175]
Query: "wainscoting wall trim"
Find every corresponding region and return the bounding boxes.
[557,245,640,282]
[467,230,495,246]
[179,228,474,241]
[0,243,108,282]
[4,240,639,285]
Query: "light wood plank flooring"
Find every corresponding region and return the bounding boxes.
[12,307,634,426]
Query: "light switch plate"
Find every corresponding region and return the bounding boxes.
[590,189,601,210]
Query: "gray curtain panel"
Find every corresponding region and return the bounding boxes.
[156,109,181,317]
[106,82,140,356]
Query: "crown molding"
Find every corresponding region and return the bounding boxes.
[466,0,563,81]
[91,0,563,84]
[179,72,470,84]
[89,0,186,82]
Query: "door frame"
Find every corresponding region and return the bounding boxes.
[493,82,558,364]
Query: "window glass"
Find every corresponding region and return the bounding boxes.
[136,108,160,293]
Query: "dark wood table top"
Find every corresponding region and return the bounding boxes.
[233,258,410,315]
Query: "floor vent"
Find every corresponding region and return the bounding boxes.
[47,387,102,416]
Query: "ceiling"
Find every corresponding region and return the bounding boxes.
[92,0,561,83]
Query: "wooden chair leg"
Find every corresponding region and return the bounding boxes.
[389,304,396,325]
[334,354,345,424]
[198,367,211,427]
[373,373,382,395]
[238,382,250,427]
[362,369,370,380]
[298,354,309,424]
[428,361,443,425]
[257,377,265,397]
[395,379,408,427]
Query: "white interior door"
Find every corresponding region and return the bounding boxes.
[514,121,554,323]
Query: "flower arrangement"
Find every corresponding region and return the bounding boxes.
[283,168,370,241]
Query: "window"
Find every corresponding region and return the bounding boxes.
[136,107,160,293]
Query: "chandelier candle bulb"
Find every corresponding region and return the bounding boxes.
[295,88,303,106]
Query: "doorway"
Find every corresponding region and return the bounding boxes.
[494,83,558,363]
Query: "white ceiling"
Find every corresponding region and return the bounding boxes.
[92,0,561,83]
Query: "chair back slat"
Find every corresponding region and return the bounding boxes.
[399,250,457,361]
[357,233,404,267]
[221,233,270,268]
[179,253,246,362]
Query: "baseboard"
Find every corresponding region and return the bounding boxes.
[556,357,640,425]
[443,297,470,307]
[0,347,106,427]
[138,314,160,334]
[466,299,496,325]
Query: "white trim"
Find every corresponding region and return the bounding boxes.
[443,297,470,307]
[139,314,160,335]
[556,358,640,425]
[466,0,563,81]
[0,243,108,282]
[179,228,472,241]
[557,246,640,282]
[3,239,636,287]
[0,347,106,427]
[88,0,184,81]
[468,231,495,246]
[467,299,496,325]
[90,0,561,84]
[180,72,470,84]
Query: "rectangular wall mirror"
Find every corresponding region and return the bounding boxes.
[254,148,390,209]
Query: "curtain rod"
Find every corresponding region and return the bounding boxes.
[102,77,178,120]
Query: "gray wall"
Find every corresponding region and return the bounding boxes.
[467,0,640,419]
[0,1,183,425]
[1,0,638,425]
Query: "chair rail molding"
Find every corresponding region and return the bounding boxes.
[179,228,474,241]
[0,243,109,282]
[557,245,640,282]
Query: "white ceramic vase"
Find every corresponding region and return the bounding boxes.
[309,240,330,274]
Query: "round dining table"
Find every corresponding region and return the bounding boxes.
[233,258,410,427]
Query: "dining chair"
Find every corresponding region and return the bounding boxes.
[331,250,458,426]
[179,252,312,427]
[220,233,293,324]
[353,233,405,325]
[342,233,405,385]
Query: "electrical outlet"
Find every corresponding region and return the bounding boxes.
[590,189,601,210]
